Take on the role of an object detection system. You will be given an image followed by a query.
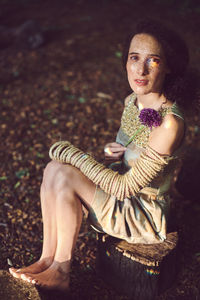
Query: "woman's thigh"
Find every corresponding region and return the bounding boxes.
[44,160,96,208]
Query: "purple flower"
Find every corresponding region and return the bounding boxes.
[139,108,162,129]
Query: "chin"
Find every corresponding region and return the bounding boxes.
[131,85,152,95]
[131,83,162,95]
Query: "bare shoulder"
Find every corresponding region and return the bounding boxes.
[161,113,184,135]
[149,113,185,155]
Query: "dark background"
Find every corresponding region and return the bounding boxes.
[0,0,200,299]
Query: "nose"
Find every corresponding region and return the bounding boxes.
[136,61,148,76]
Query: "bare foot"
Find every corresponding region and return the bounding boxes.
[22,261,70,291]
[9,257,53,279]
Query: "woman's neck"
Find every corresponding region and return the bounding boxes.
[136,93,168,111]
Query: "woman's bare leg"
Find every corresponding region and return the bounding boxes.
[10,161,96,290]
[23,186,84,289]
[9,165,59,278]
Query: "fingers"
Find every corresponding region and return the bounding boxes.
[104,147,113,155]
[110,147,126,153]
[104,142,126,165]
[104,152,125,165]
[105,151,125,159]
[105,143,126,153]
[104,144,126,157]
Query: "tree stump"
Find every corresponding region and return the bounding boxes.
[0,270,71,300]
[96,232,178,300]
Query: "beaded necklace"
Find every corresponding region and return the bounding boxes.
[121,93,172,148]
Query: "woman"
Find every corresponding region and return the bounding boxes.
[9,20,191,290]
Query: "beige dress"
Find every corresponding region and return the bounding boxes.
[89,94,184,244]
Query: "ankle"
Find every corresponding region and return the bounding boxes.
[51,260,71,274]
[39,256,54,266]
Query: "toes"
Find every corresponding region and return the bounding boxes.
[9,267,14,275]
[9,267,19,275]
[21,273,34,283]
[21,273,28,281]
[12,272,20,279]
[9,268,37,284]
[9,268,22,278]
[21,274,37,285]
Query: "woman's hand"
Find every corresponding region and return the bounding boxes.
[104,142,126,164]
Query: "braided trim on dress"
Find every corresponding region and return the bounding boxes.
[49,141,170,201]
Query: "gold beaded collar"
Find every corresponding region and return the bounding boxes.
[121,93,172,148]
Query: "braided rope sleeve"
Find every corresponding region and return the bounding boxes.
[49,141,170,201]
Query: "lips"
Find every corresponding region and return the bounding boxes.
[134,79,148,86]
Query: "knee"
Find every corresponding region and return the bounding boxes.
[42,160,74,192]
[44,160,61,175]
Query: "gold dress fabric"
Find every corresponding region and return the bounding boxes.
[89,95,184,244]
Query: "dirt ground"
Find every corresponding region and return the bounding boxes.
[0,0,200,299]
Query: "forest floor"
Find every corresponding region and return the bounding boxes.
[0,0,200,299]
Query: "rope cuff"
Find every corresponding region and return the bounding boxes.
[49,141,170,201]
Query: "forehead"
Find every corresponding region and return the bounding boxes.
[129,33,164,56]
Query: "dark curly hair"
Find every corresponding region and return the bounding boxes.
[123,19,199,111]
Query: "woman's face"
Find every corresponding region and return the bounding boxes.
[126,33,169,95]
